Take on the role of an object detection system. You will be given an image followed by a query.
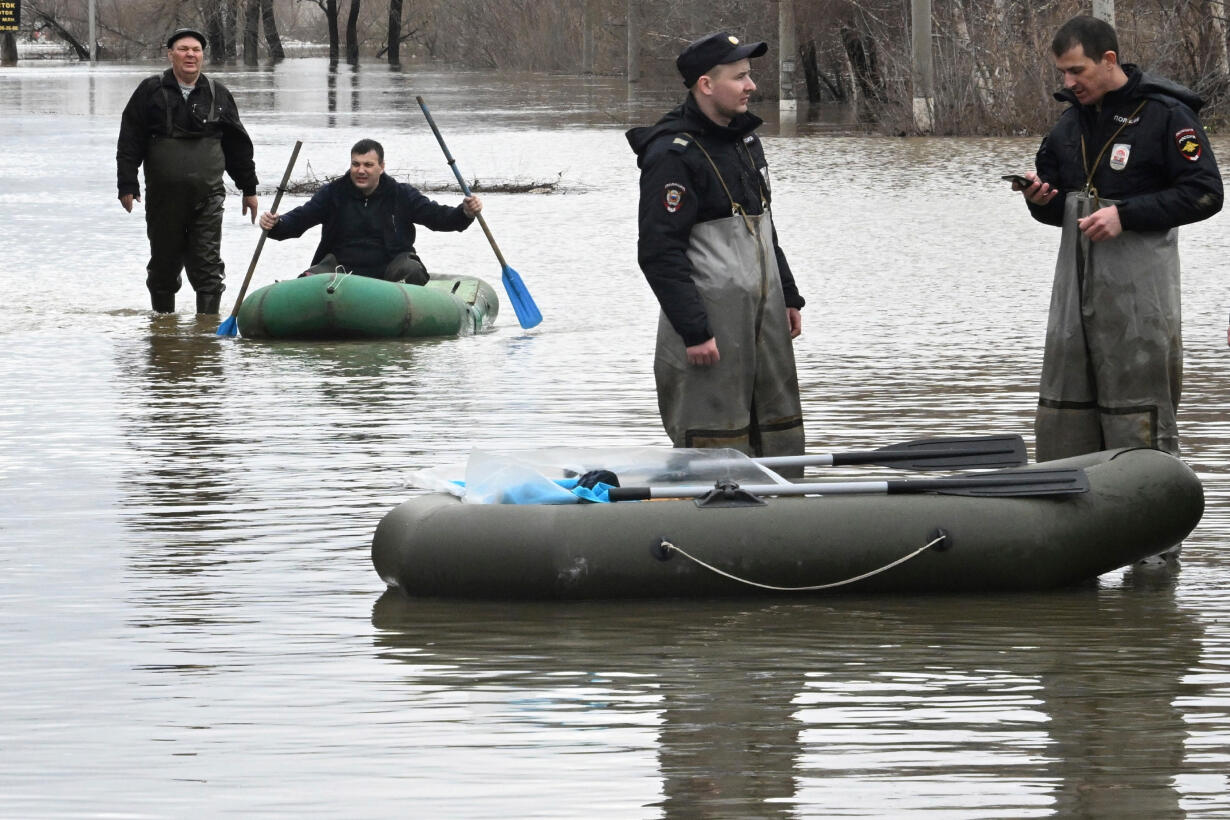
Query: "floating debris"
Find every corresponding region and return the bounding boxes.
[259,166,563,196]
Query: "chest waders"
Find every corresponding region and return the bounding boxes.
[1036,101,1182,460]
[143,78,228,308]
[654,138,804,462]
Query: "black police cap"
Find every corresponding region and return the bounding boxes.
[676,31,768,88]
[167,27,208,50]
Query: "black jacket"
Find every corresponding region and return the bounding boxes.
[268,172,473,266]
[1029,65,1222,231]
[627,96,803,346]
[116,69,258,198]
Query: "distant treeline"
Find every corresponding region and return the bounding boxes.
[8,0,1229,134]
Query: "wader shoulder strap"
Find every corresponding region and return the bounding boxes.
[162,86,174,135]
[161,78,220,135]
[682,132,764,236]
[205,77,218,123]
[1080,100,1147,202]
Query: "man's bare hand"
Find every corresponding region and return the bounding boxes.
[120,193,140,213]
[242,195,259,223]
[686,337,720,366]
[1077,205,1123,242]
[787,307,802,339]
[1019,173,1060,207]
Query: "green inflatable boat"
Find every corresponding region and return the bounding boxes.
[372,447,1203,599]
[236,272,499,339]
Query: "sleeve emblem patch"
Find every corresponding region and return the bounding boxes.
[663,183,686,213]
[1175,128,1202,162]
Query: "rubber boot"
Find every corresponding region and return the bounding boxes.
[196,291,222,315]
[150,291,176,313]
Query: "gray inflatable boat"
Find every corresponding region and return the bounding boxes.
[372,448,1203,599]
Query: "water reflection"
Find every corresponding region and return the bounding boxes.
[113,317,236,553]
[371,580,1211,817]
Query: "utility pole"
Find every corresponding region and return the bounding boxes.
[626,0,639,83]
[582,0,595,74]
[911,0,933,132]
[779,0,796,118]
[1092,0,1115,25]
[88,0,97,62]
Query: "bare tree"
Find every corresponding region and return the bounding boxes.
[204,3,227,61]
[244,0,260,65]
[387,0,402,64]
[346,0,360,63]
[26,0,91,59]
[299,0,340,62]
[261,0,284,59]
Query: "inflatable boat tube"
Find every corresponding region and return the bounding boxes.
[371,448,1203,599]
[237,272,499,339]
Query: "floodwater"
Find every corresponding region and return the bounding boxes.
[1,58,1228,818]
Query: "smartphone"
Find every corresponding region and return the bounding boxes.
[1002,174,1034,188]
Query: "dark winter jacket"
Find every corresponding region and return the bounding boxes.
[116,69,258,198]
[267,172,473,266]
[1029,64,1222,231]
[627,95,803,346]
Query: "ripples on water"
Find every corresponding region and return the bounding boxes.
[0,59,1227,818]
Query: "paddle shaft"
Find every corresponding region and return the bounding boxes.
[608,468,1089,501]
[225,141,302,319]
[415,96,509,268]
[755,435,1027,471]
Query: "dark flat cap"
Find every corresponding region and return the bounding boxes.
[676,31,768,88]
[167,27,208,49]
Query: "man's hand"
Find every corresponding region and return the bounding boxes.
[787,307,802,339]
[259,212,279,231]
[120,193,140,213]
[242,195,259,223]
[1077,205,1123,242]
[1019,173,1059,207]
[462,195,483,217]
[686,337,720,367]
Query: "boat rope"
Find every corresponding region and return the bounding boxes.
[325,266,353,294]
[655,532,947,592]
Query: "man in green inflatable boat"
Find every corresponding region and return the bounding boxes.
[258,138,483,284]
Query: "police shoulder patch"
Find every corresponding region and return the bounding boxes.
[663,183,686,213]
[1175,127,1202,162]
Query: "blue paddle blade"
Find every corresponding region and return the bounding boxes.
[501,264,542,329]
[216,315,238,337]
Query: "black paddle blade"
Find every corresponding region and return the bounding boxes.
[888,467,1089,497]
[835,435,1027,470]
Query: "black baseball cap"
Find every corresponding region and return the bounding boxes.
[676,31,768,88]
[167,27,208,49]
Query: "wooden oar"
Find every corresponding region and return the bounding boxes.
[607,467,1090,502]
[753,434,1027,471]
[416,95,542,329]
[216,140,303,337]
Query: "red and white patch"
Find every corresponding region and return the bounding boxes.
[1175,128,1202,162]
[663,183,686,213]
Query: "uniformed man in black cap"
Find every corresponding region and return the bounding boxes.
[626,32,805,463]
[116,27,259,314]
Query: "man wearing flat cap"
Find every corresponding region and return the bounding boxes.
[116,27,259,314]
[626,32,806,464]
